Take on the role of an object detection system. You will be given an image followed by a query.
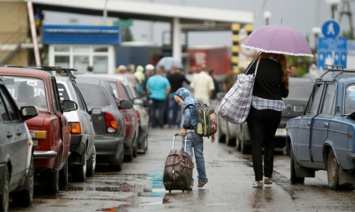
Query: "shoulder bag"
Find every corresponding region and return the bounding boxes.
[218,58,260,124]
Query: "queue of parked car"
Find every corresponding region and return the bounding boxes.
[0,66,149,211]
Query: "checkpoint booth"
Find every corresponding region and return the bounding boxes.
[43,25,120,74]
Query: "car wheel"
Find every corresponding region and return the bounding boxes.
[140,133,148,154]
[236,135,241,151]
[110,149,124,171]
[327,150,339,190]
[87,146,96,177]
[217,116,225,143]
[12,156,34,207]
[124,144,134,162]
[240,139,251,154]
[72,154,87,182]
[59,158,69,187]
[0,167,9,212]
[290,147,305,184]
[43,169,59,195]
[225,124,236,146]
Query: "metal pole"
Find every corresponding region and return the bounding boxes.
[27,1,41,66]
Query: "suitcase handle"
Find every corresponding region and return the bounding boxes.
[173,133,188,151]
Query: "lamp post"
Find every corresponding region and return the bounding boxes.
[263,11,272,25]
[312,27,321,50]
[326,0,341,19]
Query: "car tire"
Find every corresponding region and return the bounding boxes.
[87,146,96,177]
[110,149,124,171]
[240,139,251,154]
[327,150,339,190]
[59,158,69,187]
[0,167,9,212]
[43,169,59,195]
[124,144,134,162]
[290,147,305,184]
[217,116,226,143]
[72,154,87,182]
[140,133,148,154]
[236,135,241,151]
[12,156,34,207]
[225,124,236,146]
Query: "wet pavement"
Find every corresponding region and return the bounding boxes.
[10,128,355,212]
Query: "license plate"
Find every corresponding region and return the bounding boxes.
[275,128,287,136]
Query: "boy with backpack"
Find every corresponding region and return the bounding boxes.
[174,87,216,188]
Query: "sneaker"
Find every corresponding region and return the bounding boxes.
[264,177,272,185]
[252,181,263,188]
[198,179,208,187]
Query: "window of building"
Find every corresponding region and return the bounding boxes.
[49,45,114,74]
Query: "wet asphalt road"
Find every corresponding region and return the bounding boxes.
[10,128,355,212]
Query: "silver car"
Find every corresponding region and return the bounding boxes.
[0,78,38,211]
[56,75,96,182]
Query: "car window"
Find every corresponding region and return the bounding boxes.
[77,83,110,107]
[306,83,324,115]
[0,85,19,121]
[344,84,355,115]
[3,76,48,111]
[108,82,119,99]
[58,83,70,102]
[51,77,62,112]
[320,83,336,115]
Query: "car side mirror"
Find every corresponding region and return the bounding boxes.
[62,100,78,112]
[20,106,39,120]
[119,99,133,109]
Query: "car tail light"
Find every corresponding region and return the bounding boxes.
[70,122,81,134]
[135,111,140,120]
[30,130,47,139]
[104,112,118,133]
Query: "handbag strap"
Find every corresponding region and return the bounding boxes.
[253,58,260,77]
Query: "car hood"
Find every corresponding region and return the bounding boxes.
[25,111,50,128]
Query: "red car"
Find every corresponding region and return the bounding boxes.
[1,67,77,194]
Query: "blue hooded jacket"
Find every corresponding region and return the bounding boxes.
[175,88,198,129]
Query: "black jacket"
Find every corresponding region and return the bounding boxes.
[247,57,289,100]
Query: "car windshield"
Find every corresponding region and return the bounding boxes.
[77,83,110,108]
[344,84,355,115]
[287,79,314,99]
[3,76,48,111]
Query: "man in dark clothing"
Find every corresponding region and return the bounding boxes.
[208,69,221,109]
[166,65,190,128]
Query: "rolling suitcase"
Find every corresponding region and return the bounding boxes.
[163,134,194,193]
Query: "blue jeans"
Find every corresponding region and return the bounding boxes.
[182,132,207,182]
[149,99,166,128]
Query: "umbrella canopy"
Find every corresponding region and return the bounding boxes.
[156,57,183,71]
[241,25,313,57]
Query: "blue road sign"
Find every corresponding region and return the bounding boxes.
[321,20,341,38]
[317,37,347,70]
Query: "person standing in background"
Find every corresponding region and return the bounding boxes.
[190,65,215,105]
[134,65,145,93]
[246,52,289,188]
[208,69,221,109]
[166,65,190,128]
[86,66,94,74]
[146,66,171,129]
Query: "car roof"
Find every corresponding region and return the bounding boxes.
[0,67,53,79]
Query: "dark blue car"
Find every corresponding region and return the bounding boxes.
[286,68,355,190]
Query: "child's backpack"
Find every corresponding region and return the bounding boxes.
[186,102,217,137]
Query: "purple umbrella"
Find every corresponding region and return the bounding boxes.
[241,25,313,57]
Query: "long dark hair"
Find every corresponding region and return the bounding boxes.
[258,52,289,89]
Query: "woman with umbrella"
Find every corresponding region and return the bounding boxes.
[246,52,289,188]
[241,25,313,188]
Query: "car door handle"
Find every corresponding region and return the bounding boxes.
[7,131,13,138]
[324,123,329,128]
[16,129,23,136]
[307,122,311,126]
